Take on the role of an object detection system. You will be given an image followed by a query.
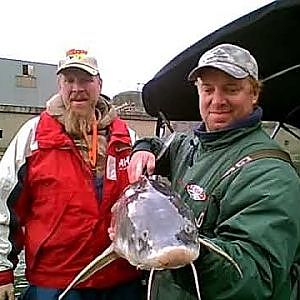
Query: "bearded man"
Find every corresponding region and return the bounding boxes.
[0,49,142,300]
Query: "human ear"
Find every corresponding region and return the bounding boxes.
[251,90,259,105]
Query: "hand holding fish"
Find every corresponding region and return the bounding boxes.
[127,151,155,183]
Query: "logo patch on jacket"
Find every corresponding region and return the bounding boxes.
[118,155,130,170]
[107,155,117,180]
[186,184,207,201]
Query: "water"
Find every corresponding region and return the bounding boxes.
[14,251,28,298]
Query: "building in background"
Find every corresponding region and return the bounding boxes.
[0,57,57,107]
[112,90,156,139]
[0,57,56,157]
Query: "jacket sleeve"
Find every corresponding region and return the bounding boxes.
[132,137,163,155]
[131,136,169,175]
[198,159,300,299]
[0,117,39,284]
[132,134,187,177]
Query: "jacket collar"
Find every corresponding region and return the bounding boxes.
[193,107,263,148]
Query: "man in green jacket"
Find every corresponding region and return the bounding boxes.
[127,43,300,299]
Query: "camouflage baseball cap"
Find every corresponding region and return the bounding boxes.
[188,43,258,81]
[57,49,99,76]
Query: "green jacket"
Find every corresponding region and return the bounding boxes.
[134,121,300,300]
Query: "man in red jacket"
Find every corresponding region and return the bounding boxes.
[0,49,142,300]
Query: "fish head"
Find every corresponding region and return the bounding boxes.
[111,176,200,270]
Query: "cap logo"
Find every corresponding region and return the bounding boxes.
[65,49,88,61]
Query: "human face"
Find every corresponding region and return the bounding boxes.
[58,68,102,114]
[195,68,258,131]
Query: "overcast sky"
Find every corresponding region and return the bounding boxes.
[1,0,273,97]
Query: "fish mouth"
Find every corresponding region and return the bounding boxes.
[139,245,200,270]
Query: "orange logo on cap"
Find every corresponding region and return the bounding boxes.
[66,49,88,60]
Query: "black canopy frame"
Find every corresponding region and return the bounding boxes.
[142,0,300,139]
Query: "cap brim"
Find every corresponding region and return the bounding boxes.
[188,61,249,81]
[57,63,98,76]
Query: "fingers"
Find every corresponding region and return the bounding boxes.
[108,227,115,241]
[146,157,155,176]
[127,151,156,183]
[135,160,144,179]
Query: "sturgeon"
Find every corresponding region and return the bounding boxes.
[58,176,242,300]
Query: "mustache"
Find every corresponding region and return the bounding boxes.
[70,92,88,101]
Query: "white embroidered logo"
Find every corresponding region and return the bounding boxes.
[118,156,130,170]
[186,184,207,201]
[222,156,252,178]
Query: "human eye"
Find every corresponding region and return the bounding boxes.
[200,85,213,94]
[225,85,240,95]
[64,77,74,84]
[81,77,94,84]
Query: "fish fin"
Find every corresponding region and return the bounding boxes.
[198,237,243,278]
[58,244,119,300]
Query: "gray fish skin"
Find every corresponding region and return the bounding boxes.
[111,176,200,270]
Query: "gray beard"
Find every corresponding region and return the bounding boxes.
[64,107,94,138]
